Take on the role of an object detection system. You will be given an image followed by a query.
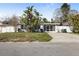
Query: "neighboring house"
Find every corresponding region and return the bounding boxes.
[0,26,15,33]
[0,25,15,33]
[0,22,15,33]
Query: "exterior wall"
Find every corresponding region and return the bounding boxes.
[0,23,2,25]
[55,26,72,32]
[0,24,72,33]
[40,24,72,33]
[0,26,15,33]
[16,25,21,32]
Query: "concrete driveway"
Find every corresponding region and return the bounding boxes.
[47,31,79,42]
[0,42,79,56]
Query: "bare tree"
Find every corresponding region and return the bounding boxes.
[8,15,19,32]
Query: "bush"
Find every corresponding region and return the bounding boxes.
[61,29,67,33]
[70,14,79,33]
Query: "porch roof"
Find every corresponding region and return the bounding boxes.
[41,23,60,25]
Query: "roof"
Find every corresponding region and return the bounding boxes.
[0,24,15,27]
[62,22,69,26]
[41,23,60,25]
[41,22,70,26]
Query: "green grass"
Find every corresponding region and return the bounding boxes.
[0,32,52,42]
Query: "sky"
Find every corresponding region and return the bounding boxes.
[0,3,79,21]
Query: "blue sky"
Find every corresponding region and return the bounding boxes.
[0,3,79,21]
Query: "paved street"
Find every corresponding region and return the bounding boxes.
[0,42,79,56]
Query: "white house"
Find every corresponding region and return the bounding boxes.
[0,25,15,33]
[55,26,72,32]
[0,22,15,33]
[40,23,72,33]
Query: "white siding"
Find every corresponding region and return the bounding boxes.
[55,26,72,32]
[16,25,21,32]
[0,26,15,33]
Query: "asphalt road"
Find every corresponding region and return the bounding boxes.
[0,42,79,56]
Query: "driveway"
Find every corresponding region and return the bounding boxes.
[47,31,79,42]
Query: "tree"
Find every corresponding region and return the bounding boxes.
[34,9,42,30]
[69,14,79,33]
[8,15,19,32]
[42,18,49,23]
[9,16,19,26]
[2,20,9,24]
[51,18,54,23]
[21,6,41,32]
[69,10,79,15]
[60,3,70,22]
[21,6,34,32]
[2,17,10,24]
[54,4,70,23]
[68,10,79,26]
[54,8,62,20]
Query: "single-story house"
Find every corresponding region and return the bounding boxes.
[40,22,72,33]
[0,21,72,33]
[0,21,16,33]
[0,25,15,33]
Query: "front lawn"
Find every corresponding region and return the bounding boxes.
[0,32,52,42]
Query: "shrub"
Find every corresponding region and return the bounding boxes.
[61,29,67,33]
[70,14,79,33]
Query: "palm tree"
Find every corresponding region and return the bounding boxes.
[23,6,34,32]
[21,6,42,32]
[34,9,42,30]
[61,3,70,23]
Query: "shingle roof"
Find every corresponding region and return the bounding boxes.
[41,23,60,25]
